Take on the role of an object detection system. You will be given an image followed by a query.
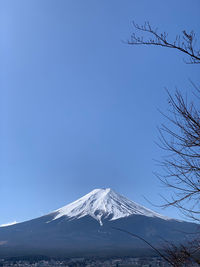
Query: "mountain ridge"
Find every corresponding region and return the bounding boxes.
[51,188,170,226]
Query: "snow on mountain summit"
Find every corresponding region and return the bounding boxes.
[52,188,169,225]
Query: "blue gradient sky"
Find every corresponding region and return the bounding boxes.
[0,0,199,224]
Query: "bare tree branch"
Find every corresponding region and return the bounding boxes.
[155,88,200,222]
[127,21,200,265]
[112,227,174,266]
[128,22,200,64]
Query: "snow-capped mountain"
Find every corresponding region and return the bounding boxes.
[0,188,198,258]
[52,188,168,225]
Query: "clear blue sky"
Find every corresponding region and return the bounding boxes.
[0,0,199,224]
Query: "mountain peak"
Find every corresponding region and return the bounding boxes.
[87,188,112,195]
[52,188,169,225]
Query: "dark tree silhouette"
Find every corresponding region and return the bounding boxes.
[128,21,200,222]
[128,21,200,64]
[127,21,200,266]
[163,238,200,266]
[155,88,200,223]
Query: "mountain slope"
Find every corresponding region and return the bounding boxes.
[0,188,198,257]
